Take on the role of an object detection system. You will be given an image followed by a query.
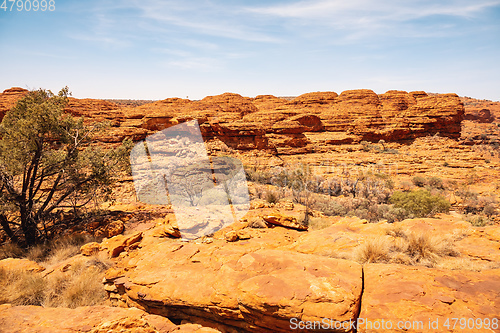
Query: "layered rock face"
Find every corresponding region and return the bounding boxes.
[0,88,465,152]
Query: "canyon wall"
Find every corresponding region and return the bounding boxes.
[0,87,466,153]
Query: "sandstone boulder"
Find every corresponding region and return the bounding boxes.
[263,212,308,231]
[101,232,143,258]
[104,239,363,333]
[0,258,45,273]
[80,242,101,256]
[106,220,125,238]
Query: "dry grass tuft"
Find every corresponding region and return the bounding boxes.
[0,253,110,308]
[385,224,406,238]
[357,237,390,264]
[308,217,333,230]
[43,256,110,308]
[0,268,46,306]
[0,233,111,308]
[357,229,460,268]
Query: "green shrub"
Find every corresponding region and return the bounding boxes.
[412,176,427,187]
[389,189,450,218]
[313,198,347,216]
[466,214,489,227]
[427,177,444,189]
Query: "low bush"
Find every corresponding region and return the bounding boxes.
[313,197,347,216]
[412,176,427,187]
[427,177,444,189]
[465,214,490,227]
[389,189,450,218]
[265,190,280,204]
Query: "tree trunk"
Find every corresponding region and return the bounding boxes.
[0,214,19,244]
[20,215,38,246]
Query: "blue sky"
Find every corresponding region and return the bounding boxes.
[1,0,499,100]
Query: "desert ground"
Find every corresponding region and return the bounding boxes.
[0,87,499,332]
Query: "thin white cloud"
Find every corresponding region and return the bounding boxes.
[248,0,500,20]
[237,0,500,44]
[125,0,282,43]
[164,57,220,71]
[245,0,500,38]
[68,33,131,48]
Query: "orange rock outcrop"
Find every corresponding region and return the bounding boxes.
[0,88,466,153]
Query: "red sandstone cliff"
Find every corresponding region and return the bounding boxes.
[0,87,466,152]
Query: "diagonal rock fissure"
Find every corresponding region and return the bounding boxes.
[353,265,365,333]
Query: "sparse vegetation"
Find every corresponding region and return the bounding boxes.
[0,255,109,308]
[357,228,459,267]
[389,189,450,218]
[427,177,444,189]
[357,237,390,263]
[465,214,490,227]
[0,235,111,308]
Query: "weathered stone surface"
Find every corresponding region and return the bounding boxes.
[105,237,363,333]
[359,264,500,333]
[0,304,220,333]
[0,258,45,273]
[464,108,495,123]
[106,220,125,238]
[150,217,182,239]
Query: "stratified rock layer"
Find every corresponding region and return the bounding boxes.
[0,88,465,152]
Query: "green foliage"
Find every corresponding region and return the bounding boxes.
[0,88,132,246]
[411,176,427,187]
[389,189,450,218]
[427,177,444,189]
[465,214,490,227]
